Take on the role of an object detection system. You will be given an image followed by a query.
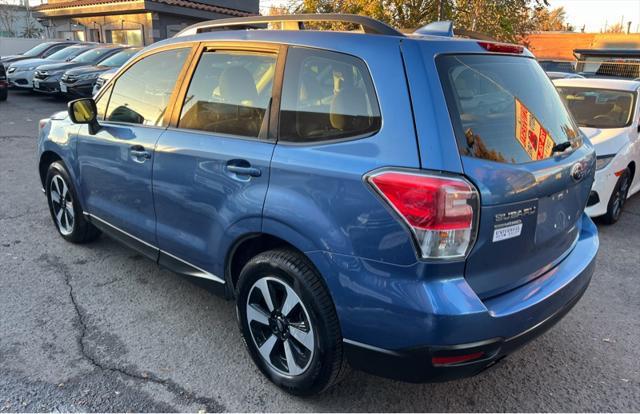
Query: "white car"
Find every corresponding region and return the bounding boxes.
[554,78,640,223]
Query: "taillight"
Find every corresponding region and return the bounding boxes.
[478,41,524,54]
[367,170,479,260]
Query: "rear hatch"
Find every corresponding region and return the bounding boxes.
[434,51,595,299]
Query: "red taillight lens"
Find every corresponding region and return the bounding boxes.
[478,41,524,54]
[432,351,485,366]
[368,171,479,260]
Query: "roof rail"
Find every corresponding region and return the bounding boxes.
[174,14,404,38]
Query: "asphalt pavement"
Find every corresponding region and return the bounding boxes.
[1,90,639,412]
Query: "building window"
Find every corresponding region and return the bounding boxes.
[110,29,143,46]
[59,30,85,41]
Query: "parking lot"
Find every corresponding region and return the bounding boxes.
[0,89,639,412]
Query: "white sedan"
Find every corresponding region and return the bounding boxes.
[554,78,640,224]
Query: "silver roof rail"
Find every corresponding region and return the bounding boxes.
[174,14,403,38]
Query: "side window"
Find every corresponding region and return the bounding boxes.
[279,47,381,143]
[178,50,277,139]
[106,48,189,126]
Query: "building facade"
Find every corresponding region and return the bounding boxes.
[32,0,258,46]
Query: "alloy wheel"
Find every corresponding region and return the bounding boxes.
[246,276,315,377]
[612,173,630,221]
[49,174,74,236]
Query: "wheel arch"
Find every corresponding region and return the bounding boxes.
[39,150,63,188]
[628,160,636,185]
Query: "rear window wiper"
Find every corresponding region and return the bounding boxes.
[552,141,572,154]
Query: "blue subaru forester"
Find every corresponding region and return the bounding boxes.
[37,15,599,395]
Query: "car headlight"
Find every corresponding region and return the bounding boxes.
[596,155,615,170]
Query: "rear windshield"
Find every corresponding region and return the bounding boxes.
[556,87,636,129]
[437,55,581,164]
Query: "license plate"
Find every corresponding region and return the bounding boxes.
[493,221,523,242]
[33,80,39,88]
[60,83,67,93]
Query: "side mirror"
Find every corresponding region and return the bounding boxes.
[68,98,100,135]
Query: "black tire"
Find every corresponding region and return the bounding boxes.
[0,88,7,101]
[236,248,347,396]
[601,167,631,225]
[45,161,101,243]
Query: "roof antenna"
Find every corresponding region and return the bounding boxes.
[414,21,454,37]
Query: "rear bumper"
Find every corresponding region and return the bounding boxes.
[308,214,598,382]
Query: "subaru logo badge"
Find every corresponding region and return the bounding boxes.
[571,162,585,182]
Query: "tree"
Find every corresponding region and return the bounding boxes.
[605,22,624,33]
[293,0,549,43]
[533,6,571,31]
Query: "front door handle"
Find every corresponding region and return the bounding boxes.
[130,145,151,163]
[226,165,262,177]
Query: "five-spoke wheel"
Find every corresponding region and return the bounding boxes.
[237,249,346,395]
[247,276,315,376]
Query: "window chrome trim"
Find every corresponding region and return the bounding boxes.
[83,212,225,284]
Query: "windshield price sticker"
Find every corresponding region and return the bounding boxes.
[515,98,556,161]
[493,220,523,242]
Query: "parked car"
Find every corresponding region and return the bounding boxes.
[555,78,640,223]
[60,47,140,97]
[0,63,7,101]
[37,14,598,395]
[7,44,97,90]
[91,67,117,96]
[0,41,79,66]
[33,45,126,95]
[547,71,585,80]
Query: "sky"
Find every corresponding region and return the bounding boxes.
[259,0,640,33]
[547,0,640,33]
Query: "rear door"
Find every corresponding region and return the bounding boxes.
[152,43,282,281]
[433,51,595,299]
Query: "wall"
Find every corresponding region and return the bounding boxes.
[0,37,48,56]
[526,32,640,60]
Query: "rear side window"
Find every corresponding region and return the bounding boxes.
[437,55,581,164]
[105,48,188,126]
[279,47,381,143]
[178,50,276,139]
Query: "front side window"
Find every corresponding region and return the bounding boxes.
[556,87,636,129]
[279,47,381,143]
[437,54,582,164]
[178,50,276,138]
[105,48,189,126]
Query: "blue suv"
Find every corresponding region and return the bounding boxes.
[38,15,599,395]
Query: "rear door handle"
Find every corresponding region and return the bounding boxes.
[226,165,262,177]
[130,145,151,163]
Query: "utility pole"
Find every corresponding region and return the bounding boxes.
[627,21,632,34]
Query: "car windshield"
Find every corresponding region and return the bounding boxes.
[47,46,85,61]
[99,49,138,67]
[436,54,581,164]
[72,48,114,64]
[22,42,54,57]
[556,87,636,129]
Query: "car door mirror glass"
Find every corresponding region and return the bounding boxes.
[68,98,101,134]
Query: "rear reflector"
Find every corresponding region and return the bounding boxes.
[478,41,524,54]
[367,170,479,260]
[432,351,485,366]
